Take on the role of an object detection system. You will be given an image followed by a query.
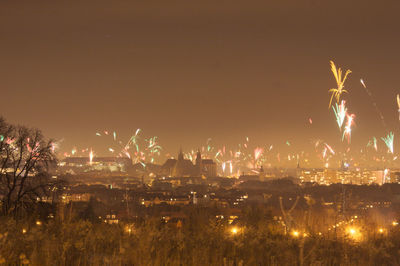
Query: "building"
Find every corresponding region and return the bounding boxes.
[160,150,217,177]
[59,157,132,173]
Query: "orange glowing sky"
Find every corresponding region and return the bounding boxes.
[1,0,400,160]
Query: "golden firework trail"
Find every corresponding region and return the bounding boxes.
[328,60,352,108]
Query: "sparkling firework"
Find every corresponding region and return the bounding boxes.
[367,137,378,152]
[324,143,335,155]
[332,100,347,130]
[360,79,366,88]
[383,168,389,183]
[254,147,264,168]
[254,147,263,161]
[91,128,163,166]
[342,113,355,143]
[359,78,387,129]
[397,94,400,120]
[381,132,394,154]
[328,60,352,108]
[89,149,94,164]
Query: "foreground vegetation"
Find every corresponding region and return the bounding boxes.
[0,207,400,266]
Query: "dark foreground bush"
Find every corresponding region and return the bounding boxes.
[1,216,400,266]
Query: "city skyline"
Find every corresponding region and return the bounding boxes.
[2,1,400,265]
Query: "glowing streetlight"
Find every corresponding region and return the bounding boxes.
[291,230,300,238]
[230,226,239,235]
[392,221,398,226]
[124,224,134,235]
[346,226,362,241]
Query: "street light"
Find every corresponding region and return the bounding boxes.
[230,226,239,235]
[346,226,362,241]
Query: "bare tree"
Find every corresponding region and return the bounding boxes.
[279,196,299,234]
[0,117,57,217]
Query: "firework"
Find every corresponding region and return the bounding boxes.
[383,168,390,183]
[207,138,213,152]
[360,79,366,88]
[342,113,355,143]
[381,132,394,154]
[397,94,400,120]
[145,136,162,163]
[253,147,264,168]
[359,78,387,129]
[332,100,347,130]
[367,137,378,152]
[92,128,163,166]
[325,143,335,155]
[89,149,94,164]
[254,147,263,161]
[328,60,352,108]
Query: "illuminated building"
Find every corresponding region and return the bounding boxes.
[161,149,217,177]
[298,168,395,185]
[59,157,132,173]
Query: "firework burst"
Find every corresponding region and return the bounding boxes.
[381,132,394,154]
[332,100,347,130]
[328,61,352,108]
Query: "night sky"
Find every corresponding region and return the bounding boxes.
[1,0,400,160]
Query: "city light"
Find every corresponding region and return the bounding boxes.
[346,227,362,241]
[230,226,239,235]
[125,224,134,235]
[291,230,300,238]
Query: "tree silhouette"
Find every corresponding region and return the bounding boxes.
[0,117,57,217]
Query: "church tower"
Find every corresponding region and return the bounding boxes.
[178,148,184,161]
[259,166,265,181]
[195,149,202,175]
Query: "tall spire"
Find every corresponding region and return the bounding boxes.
[178,147,184,161]
[195,149,202,166]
